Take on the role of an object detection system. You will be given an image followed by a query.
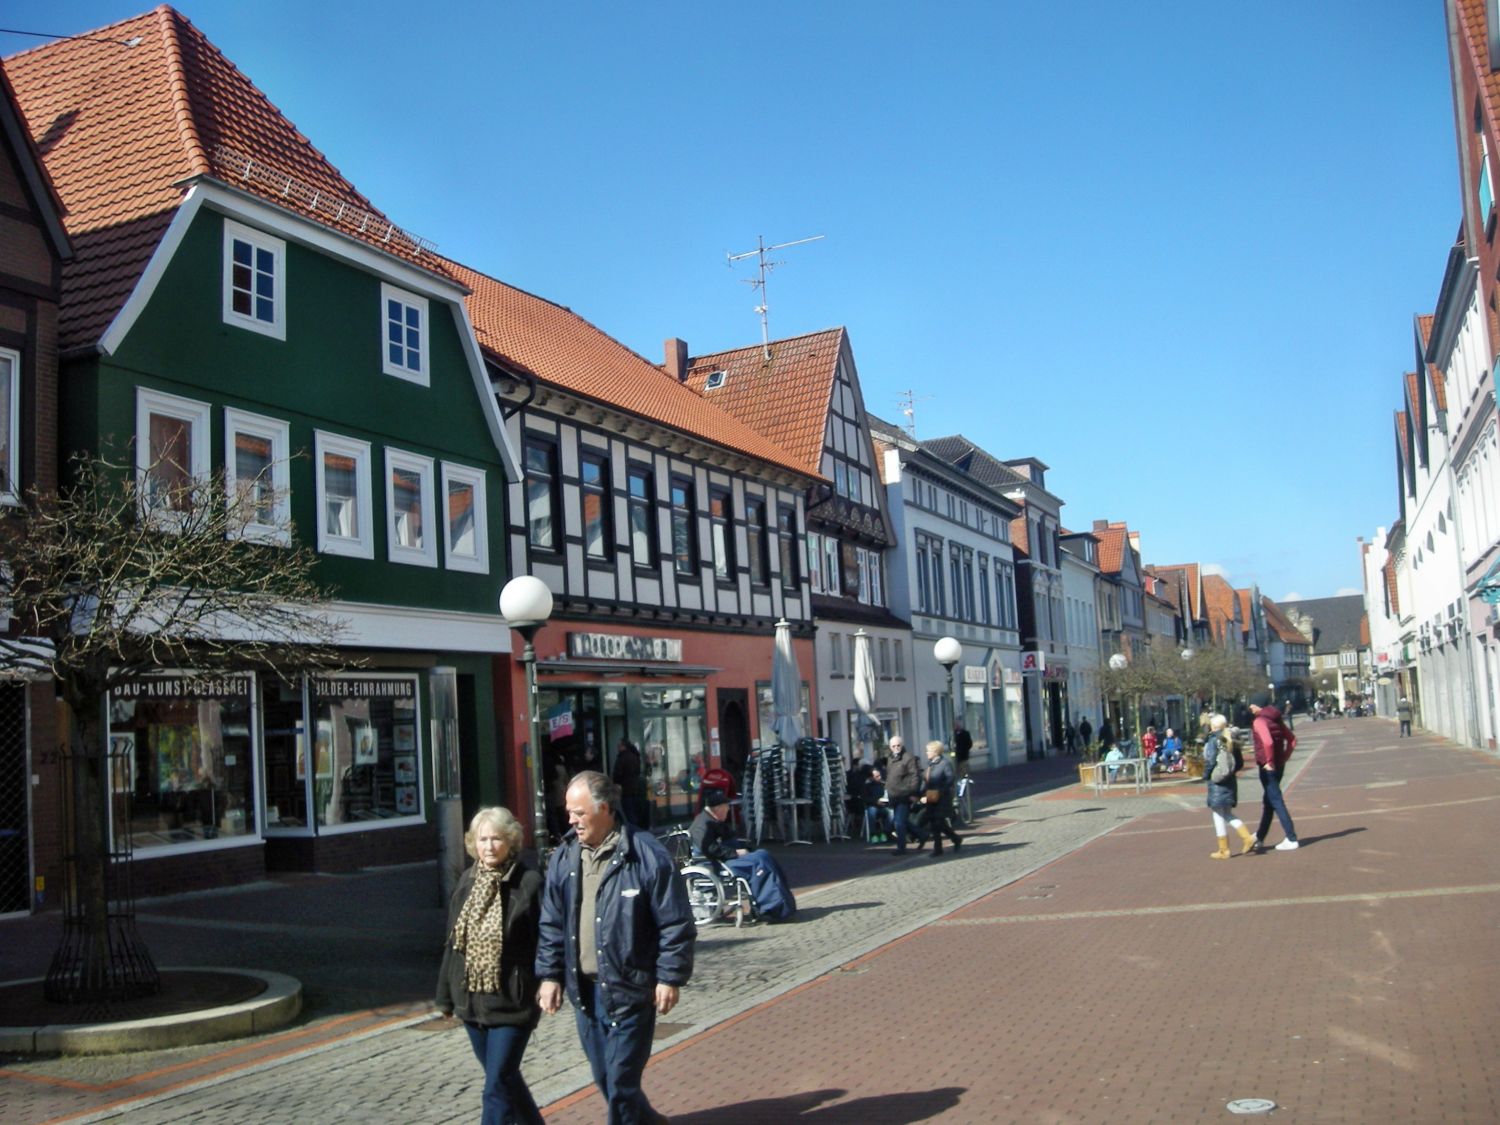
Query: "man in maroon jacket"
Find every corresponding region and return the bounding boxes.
[1248,692,1299,853]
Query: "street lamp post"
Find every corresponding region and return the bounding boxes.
[500,576,554,870]
[934,636,962,748]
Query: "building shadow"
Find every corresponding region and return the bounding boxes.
[668,1085,966,1123]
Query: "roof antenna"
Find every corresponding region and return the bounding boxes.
[897,389,932,439]
[727,233,824,360]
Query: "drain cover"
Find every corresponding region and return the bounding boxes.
[1227,1098,1276,1115]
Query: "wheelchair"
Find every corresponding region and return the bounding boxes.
[661,828,757,928]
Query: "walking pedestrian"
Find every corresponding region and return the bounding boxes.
[536,772,695,1124]
[1078,715,1092,754]
[884,736,926,854]
[436,807,546,1125]
[1396,695,1412,738]
[951,720,973,776]
[921,740,963,858]
[1202,715,1255,858]
[612,738,650,829]
[1247,692,1299,853]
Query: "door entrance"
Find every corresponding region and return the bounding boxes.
[0,684,30,916]
[718,689,749,788]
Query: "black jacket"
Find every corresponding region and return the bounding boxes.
[436,861,543,1028]
[536,822,695,1017]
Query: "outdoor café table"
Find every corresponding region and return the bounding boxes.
[777,797,814,844]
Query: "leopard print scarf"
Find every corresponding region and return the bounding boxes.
[453,861,510,994]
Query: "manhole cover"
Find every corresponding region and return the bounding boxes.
[1227,1097,1276,1115]
[653,1021,692,1040]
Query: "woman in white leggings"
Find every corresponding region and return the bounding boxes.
[1204,713,1255,858]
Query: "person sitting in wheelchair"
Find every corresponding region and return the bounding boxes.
[689,789,797,922]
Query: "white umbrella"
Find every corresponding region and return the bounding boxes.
[771,618,803,747]
[852,629,879,764]
[771,618,810,844]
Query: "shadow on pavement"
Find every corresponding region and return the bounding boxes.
[1297,826,1368,847]
[667,1085,966,1122]
[789,901,883,923]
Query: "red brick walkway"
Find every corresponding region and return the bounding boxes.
[543,722,1500,1122]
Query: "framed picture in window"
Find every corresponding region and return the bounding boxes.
[395,785,419,814]
[351,719,377,765]
[394,756,417,784]
[392,723,416,752]
[315,719,334,780]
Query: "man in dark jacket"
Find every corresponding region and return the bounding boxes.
[1247,692,1299,853]
[883,736,926,855]
[537,771,695,1124]
[951,720,973,776]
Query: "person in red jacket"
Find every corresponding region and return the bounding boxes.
[1248,692,1299,853]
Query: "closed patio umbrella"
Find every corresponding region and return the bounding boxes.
[852,629,879,764]
[771,618,810,843]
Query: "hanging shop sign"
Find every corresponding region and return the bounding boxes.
[1021,650,1046,673]
[567,632,683,662]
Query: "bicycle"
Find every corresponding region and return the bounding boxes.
[954,773,974,827]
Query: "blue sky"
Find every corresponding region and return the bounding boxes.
[4,1,1457,602]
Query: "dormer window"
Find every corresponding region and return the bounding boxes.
[381,283,429,384]
[704,370,728,390]
[223,220,284,339]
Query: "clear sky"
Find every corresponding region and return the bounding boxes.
[3,1,1458,603]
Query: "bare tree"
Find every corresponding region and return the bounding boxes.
[0,453,346,1003]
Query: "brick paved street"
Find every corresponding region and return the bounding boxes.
[3,719,1496,1122]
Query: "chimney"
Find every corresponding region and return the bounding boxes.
[664,338,688,383]
[1092,519,1109,532]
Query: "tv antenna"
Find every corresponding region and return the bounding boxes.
[897,389,933,439]
[727,233,824,359]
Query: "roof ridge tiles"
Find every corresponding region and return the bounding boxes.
[687,326,845,364]
[158,7,211,178]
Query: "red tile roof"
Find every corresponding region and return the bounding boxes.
[1359,613,1370,647]
[1148,563,1203,621]
[1415,315,1449,412]
[447,261,816,478]
[1395,409,1410,469]
[1092,522,1130,575]
[680,328,847,477]
[5,5,443,351]
[1203,574,1239,643]
[1261,596,1310,646]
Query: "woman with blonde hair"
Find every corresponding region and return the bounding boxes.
[1204,714,1255,859]
[436,807,544,1124]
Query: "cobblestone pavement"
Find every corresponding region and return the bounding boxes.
[8,722,1495,1122]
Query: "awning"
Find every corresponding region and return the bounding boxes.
[533,659,721,678]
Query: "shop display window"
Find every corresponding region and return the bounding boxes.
[309,676,422,828]
[109,674,255,851]
[638,686,706,822]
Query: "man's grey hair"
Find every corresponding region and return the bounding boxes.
[568,769,620,813]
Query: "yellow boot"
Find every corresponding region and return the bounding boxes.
[1210,835,1230,859]
[1236,825,1257,855]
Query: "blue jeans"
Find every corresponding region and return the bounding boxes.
[573,977,660,1124]
[892,800,924,850]
[464,1022,543,1125]
[1256,765,1297,844]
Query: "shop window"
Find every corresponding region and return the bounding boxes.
[224,407,290,544]
[315,431,373,558]
[636,686,707,822]
[223,219,284,339]
[380,283,429,384]
[582,451,611,560]
[308,675,423,828]
[441,462,488,573]
[0,347,17,504]
[137,388,211,522]
[627,465,654,567]
[109,673,256,852]
[709,487,734,580]
[385,447,437,567]
[261,677,310,830]
[525,438,559,552]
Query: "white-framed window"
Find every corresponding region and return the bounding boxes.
[823,535,840,598]
[385,448,436,567]
[440,462,489,574]
[315,431,373,558]
[829,632,843,675]
[223,220,285,339]
[136,388,211,522]
[381,283,429,384]
[224,407,290,544]
[0,347,19,504]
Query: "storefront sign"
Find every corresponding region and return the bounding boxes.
[568,632,683,662]
[963,665,987,684]
[311,677,417,700]
[116,674,251,700]
[1021,650,1045,673]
